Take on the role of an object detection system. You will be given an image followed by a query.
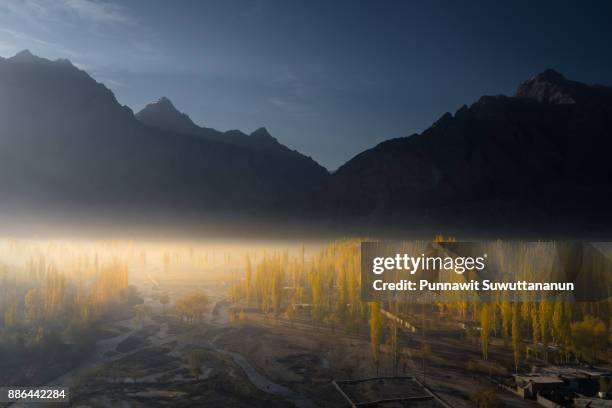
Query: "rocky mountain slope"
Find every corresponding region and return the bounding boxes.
[314,70,612,232]
[0,50,328,221]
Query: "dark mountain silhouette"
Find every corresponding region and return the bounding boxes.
[136,97,304,157]
[314,69,612,233]
[516,69,612,106]
[135,96,200,135]
[0,50,328,222]
[1,50,610,234]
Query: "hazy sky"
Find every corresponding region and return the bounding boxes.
[1,0,611,170]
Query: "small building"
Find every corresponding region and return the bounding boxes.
[540,366,611,396]
[511,366,612,406]
[514,375,564,399]
[574,398,612,408]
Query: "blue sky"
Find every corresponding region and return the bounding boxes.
[1,0,611,170]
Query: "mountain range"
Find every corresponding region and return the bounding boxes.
[313,69,612,234]
[0,50,327,224]
[1,50,611,235]
[135,97,296,157]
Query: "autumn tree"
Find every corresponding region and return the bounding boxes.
[245,254,252,303]
[25,288,41,322]
[500,301,511,346]
[284,304,296,327]
[3,300,17,328]
[480,304,491,361]
[539,300,553,362]
[571,315,607,363]
[187,350,206,380]
[369,302,382,374]
[511,303,520,373]
[470,389,503,408]
[176,291,210,323]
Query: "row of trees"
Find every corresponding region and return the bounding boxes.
[1,253,130,350]
[473,300,608,367]
[229,241,368,332]
[228,239,611,374]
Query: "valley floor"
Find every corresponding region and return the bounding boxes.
[7,271,542,408]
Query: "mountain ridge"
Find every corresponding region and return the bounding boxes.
[515,68,612,106]
[135,96,200,135]
[135,96,313,160]
[0,50,329,222]
[311,69,612,232]
[1,49,611,234]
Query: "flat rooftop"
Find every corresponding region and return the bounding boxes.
[540,366,611,379]
[574,398,612,408]
[515,375,564,384]
[333,376,451,407]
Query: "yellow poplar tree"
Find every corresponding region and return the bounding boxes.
[369,302,382,374]
[480,304,491,360]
